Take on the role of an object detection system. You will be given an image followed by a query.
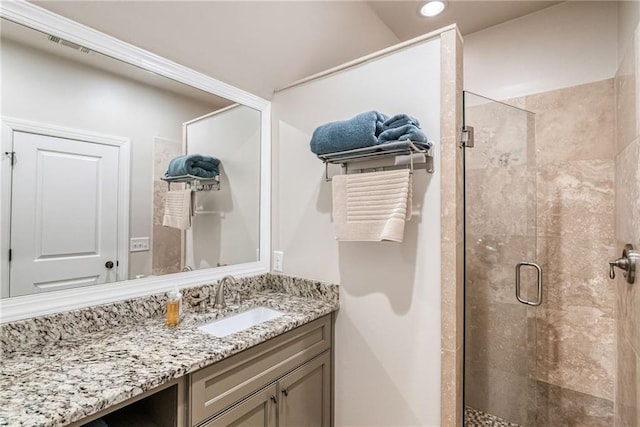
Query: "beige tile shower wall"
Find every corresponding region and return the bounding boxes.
[614,18,640,427]
[466,79,617,425]
[152,138,183,276]
[527,79,616,405]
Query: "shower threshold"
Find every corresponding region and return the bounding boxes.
[464,406,523,427]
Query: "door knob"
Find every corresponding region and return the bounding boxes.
[609,244,638,284]
[105,261,114,269]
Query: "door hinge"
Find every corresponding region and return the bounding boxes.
[460,126,474,148]
[8,249,11,262]
[4,151,16,166]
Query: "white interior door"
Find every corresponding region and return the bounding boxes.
[9,131,120,296]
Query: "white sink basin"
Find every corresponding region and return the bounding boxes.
[198,307,285,338]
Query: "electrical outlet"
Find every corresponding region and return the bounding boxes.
[273,251,284,272]
[130,237,150,252]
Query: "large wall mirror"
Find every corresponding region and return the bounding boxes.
[0,2,271,321]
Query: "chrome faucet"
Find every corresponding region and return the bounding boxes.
[214,275,237,309]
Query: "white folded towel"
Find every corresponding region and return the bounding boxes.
[162,189,194,230]
[332,169,412,242]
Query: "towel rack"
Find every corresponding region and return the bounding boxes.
[161,174,220,191]
[317,140,434,182]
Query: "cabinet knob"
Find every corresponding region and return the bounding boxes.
[270,395,277,404]
[105,261,114,269]
[282,388,289,397]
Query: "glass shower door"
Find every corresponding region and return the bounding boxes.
[463,91,538,426]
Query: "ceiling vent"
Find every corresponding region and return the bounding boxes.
[48,35,91,54]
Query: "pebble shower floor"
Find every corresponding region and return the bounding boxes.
[464,407,523,427]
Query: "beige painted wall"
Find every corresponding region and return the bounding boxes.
[272,38,443,426]
[185,105,261,269]
[0,37,219,281]
[618,0,640,66]
[464,1,618,100]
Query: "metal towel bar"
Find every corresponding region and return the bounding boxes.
[160,174,220,191]
[317,140,434,182]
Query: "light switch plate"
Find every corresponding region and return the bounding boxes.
[130,237,150,252]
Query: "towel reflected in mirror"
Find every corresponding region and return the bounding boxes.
[162,189,194,230]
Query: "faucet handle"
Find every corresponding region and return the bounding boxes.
[609,258,629,279]
[233,290,242,305]
[609,244,638,284]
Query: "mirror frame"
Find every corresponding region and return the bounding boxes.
[0,1,271,322]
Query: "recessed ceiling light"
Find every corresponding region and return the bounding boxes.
[420,1,446,17]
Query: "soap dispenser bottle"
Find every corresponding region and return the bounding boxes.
[166,289,182,326]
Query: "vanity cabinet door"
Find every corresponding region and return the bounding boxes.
[202,384,277,427]
[278,351,331,427]
[191,315,331,425]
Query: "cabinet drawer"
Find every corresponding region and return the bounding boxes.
[190,315,331,426]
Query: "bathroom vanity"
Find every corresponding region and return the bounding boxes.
[0,274,338,427]
[0,4,337,426]
[73,316,332,427]
[190,316,331,427]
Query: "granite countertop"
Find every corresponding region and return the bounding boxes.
[0,274,339,427]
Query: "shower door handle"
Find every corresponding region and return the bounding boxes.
[515,262,543,306]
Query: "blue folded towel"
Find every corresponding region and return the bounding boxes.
[383,114,420,130]
[165,154,220,179]
[377,140,433,151]
[310,111,388,155]
[378,124,428,144]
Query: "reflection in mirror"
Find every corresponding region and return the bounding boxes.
[153,104,261,275]
[0,18,261,298]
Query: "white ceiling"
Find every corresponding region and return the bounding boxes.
[368,0,563,39]
[29,1,400,100]
[27,1,566,99]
